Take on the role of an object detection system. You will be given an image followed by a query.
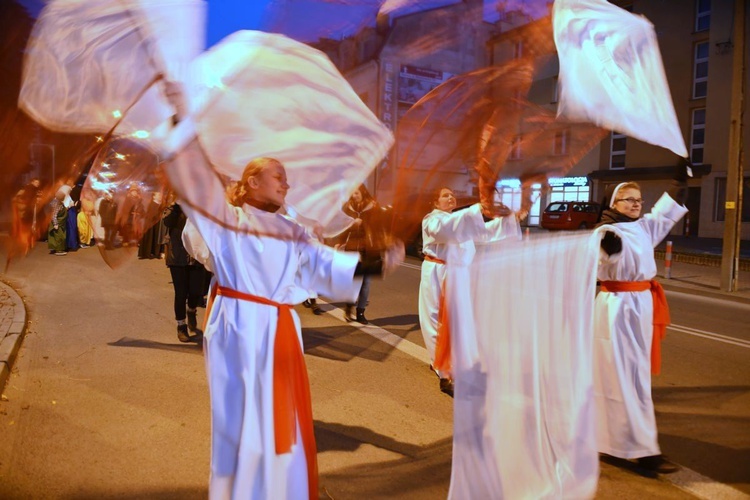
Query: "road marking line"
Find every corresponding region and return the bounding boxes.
[316,300,430,364]
[666,466,750,500]
[400,261,422,271]
[314,302,749,499]
[669,325,750,349]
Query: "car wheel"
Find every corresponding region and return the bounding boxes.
[578,222,588,229]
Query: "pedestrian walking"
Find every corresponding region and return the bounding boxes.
[336,185,384,324]
[163,203,206,343]
[593,163,690,474]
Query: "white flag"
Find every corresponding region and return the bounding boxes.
[553,0,688,157]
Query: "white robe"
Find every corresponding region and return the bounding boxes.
[594,193,687,459]
[167,143,361,500]
[418,204,519,377]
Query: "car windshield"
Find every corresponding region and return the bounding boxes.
[545,203,568,213]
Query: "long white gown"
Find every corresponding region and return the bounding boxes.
[166,142,361,500]
[418,204,519,377]
[594,192,687,459]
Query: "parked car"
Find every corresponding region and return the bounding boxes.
[540,201,601,230]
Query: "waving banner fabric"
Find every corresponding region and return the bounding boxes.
[450,230,601,499]
[553,0,687,157]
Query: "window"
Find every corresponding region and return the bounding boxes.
[691,108,705,165]
[714,177,750,222]
[696,0,710,32]
[693,42,709,98]
[553,130,568,155]
[610,132,626,169]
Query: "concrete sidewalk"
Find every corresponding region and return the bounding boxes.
[0,280,26,391]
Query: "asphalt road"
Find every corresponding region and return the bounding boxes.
[0,246,747,499]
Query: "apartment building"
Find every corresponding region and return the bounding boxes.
[489,0,749,238]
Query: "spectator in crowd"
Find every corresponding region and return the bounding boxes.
[336,184,385,324]
[163,203,206,343]
[48,186,68,256]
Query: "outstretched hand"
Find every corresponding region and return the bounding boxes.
[600,231,622,256]
[383,240,405,276]
[163,80,188,122]
[481,202,513,219]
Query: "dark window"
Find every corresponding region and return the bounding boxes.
[714,177,750,222]
[696,0,710,32]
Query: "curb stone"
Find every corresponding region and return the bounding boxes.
[0,280,27,393]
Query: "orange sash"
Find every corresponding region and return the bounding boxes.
[209,285,318,500]
[424,255,452,373]
[599,280,670,375]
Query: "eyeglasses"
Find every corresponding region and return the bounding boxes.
[616,197,643,205]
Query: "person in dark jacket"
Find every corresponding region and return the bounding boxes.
[337,184,385,324]
[98,191,118,249]
[163,203,206,343]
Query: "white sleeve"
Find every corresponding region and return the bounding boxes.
[296,231,362,303]
[642,192,689,247]
[423,204,486,244]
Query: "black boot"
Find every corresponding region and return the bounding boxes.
[177,324,190,343]
[356,308,368,325]
[344,304,355,322]
[637,455,680,474]
[187,308,198,333]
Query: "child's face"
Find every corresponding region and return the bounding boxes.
[249,163,289,207]
[435,188,456,212]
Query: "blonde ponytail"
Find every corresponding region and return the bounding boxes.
[226,157,283,207]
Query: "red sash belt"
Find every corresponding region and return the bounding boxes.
[209,285,318,500]
[424,255,452,374]
[599,280,670,375]
[424,254,446,265]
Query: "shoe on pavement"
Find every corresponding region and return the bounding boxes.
[637,455,680,474]
[439,378,454,397]
[187,309,199,333]
[303,299,313,308]
[344,304,355,322]
[356,308,369,325]
[55,251,67,256]
[177,324,191,343]
[311,303,323,315]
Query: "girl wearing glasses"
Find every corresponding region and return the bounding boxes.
[594,168,689,474]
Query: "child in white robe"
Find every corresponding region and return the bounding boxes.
[594,173,688,474]
[166,153,402,500]
[419,187,520,396]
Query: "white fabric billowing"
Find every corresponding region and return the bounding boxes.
[19,0,205,135]
[418,205,521,377]
[168,141,361,499]
[187,30,394,235]
[553,0,687,157]
[594,193,687,459]
[450,230,602,499]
